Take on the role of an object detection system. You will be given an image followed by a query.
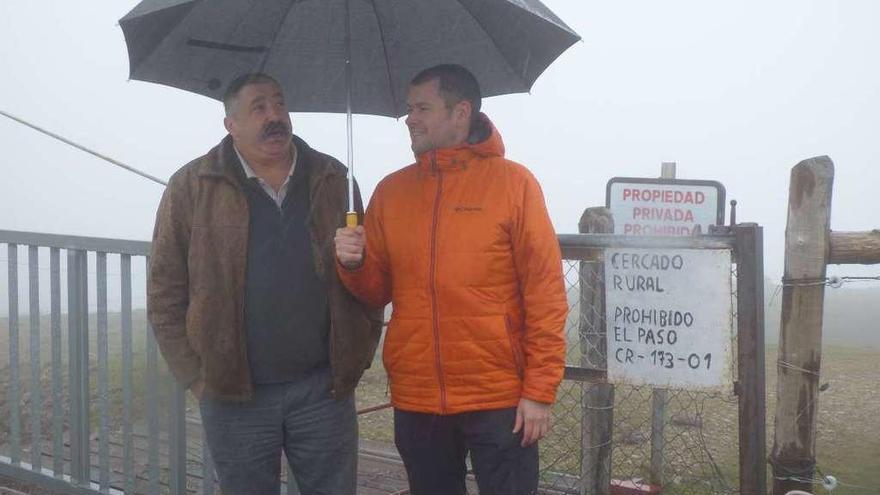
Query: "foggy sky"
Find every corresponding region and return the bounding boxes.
[1,0,879,281]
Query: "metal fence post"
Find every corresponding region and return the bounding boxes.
[735,223,767,494]
[50,247,63,478]
[650,390,666,488]
[145,256,161,495]
[96,252,110,491]
[648,163,678,490]
[121,254,135,494]
[67,249,90,486]
[579,207,614,495]
[28,245,43,471]
[7,243,21,466]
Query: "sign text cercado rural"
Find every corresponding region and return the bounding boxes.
[604,177,733,389]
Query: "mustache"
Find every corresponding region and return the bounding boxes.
[261,121,289,139]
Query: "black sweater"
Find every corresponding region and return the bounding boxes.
[239,156,330,384]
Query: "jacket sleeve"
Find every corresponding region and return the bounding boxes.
[147,174,202,388]
[336,183,393,309]
[511,171,568,405]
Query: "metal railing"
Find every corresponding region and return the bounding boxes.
[0,229,224,495]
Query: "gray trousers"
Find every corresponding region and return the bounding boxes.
[199,367,357,495]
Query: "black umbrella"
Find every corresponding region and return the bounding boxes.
[120,0,580,223]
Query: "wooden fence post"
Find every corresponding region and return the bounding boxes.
[579,207,614,495]
[771,156,834,495]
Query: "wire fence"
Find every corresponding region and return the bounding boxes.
[768,270,880,495]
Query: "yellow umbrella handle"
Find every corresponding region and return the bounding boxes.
[346,211,358,228]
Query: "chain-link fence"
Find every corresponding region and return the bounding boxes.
[546,258,741,495]
[356,254,743,495]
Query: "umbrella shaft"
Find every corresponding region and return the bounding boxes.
[345,0,355,214]
[347,104,355,213]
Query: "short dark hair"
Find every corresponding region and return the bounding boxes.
[223,73,281,116]
[411,64,482,124]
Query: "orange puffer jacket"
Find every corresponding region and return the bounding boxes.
[338,115,568,415]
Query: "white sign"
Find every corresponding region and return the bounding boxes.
[604,248,733,389]
[607,179,724,236]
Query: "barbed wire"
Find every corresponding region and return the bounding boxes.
[768,398,880,493]
[773,465,880,492]
[777,360,821,378]
[769,275,880,306]
[783,275,880,288]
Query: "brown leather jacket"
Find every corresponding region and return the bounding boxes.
[148,134,382,401]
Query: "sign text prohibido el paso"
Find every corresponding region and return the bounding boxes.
[604,249,733,389]
[604,176,733,390]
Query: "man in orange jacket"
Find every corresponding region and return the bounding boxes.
[335,64,568,494]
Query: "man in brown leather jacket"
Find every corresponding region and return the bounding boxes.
[147,73,382,495]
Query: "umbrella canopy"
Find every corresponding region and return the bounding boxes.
[120,0,580,118]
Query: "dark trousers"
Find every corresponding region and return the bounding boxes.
[199,367,357,495]
[394,407,539,495]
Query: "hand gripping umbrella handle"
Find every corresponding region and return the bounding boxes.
[346,211,358,228]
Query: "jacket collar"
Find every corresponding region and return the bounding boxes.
[197,134,346,185]
[414,113,505,172]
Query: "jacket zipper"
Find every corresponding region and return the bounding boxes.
[429,152,447,413]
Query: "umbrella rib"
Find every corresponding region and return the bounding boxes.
[366,0,400,116]
[451,0,529,91]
